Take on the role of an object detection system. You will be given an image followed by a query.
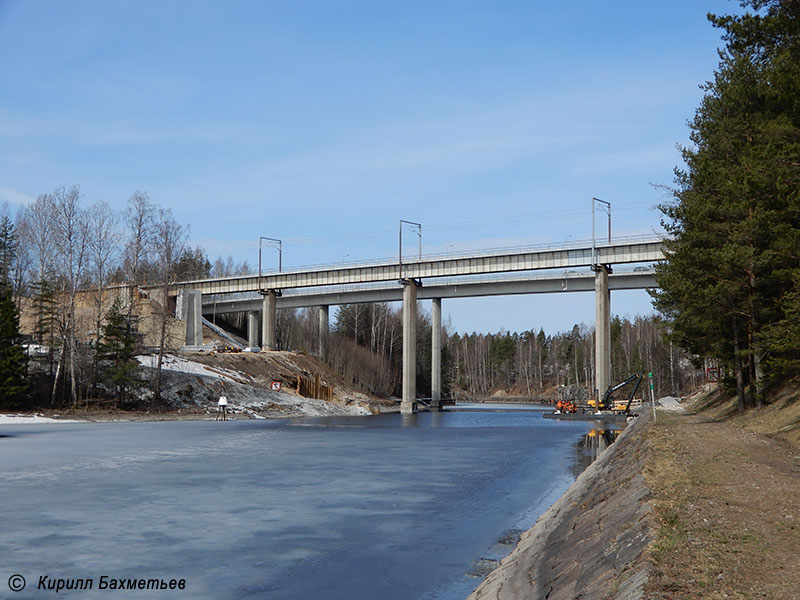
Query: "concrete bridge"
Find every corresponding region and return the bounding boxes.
[168,235,665,413]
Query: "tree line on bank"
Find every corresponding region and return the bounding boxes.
[0,189,219,410]
[250,302,698,402]
[652,0,800,411]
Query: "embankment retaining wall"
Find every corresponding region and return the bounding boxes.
[469,414,653,600]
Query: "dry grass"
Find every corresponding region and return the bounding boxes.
[643,386,800,599]
[730,386,800,447]
[683,380,800,447]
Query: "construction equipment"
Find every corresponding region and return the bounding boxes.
[555,399,577,414]
[593,372,644,414]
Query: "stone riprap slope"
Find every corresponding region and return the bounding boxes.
[469,414,653,600]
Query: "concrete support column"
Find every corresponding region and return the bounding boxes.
[247,311,260,348]
[594,266,611,404]
[261,290,277,351]
[401,280,418,414]
[431,298,442,411]
[318,305,329,357]
[179,290,203,346]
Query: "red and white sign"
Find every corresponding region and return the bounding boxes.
[271,380,282,391]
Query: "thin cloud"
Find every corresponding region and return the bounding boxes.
[0,187,35,207]
[0,106,236,146]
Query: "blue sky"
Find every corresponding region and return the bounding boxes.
[0,1,740,334]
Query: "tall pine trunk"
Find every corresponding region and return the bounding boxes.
[732,317,746,413]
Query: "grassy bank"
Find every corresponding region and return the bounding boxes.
[644,386,800,599]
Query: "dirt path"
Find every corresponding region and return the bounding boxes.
[645,412,800,599]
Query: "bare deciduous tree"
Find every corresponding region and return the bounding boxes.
[50,186,90,407]
[152,207,186,401]
[87,200,122,393]
[124,191,155,303]
[22,193,57,286]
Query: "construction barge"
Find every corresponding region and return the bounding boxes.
[544,372,646,424]
[542,411,631,423]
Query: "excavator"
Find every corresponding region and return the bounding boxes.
[589,372,644,414]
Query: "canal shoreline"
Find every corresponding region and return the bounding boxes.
[468,412,653,600]
[468,384,800,600]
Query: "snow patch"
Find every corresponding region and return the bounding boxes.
[137,355,245,383]
[23,344,50,356]
[0,414,81,424]
[223,383,372,418]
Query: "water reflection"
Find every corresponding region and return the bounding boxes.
[401,412,418,428]
[571,428,623,476]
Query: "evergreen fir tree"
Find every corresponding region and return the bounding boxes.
[0,214,28,408]
[31,279,59,376]
[0,284,28,409]
[0,215,16,288]
[97,300,140,406]
[652,0,800,408]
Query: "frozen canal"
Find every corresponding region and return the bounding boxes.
[1,405,601,599]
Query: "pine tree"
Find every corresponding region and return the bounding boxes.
[31,279,59,377]
[652,0,800,409]
[0,284,28,409]
[0,215,28,409]
[0,215,16,288]
[98,300,140,407]
[764,273,800,377]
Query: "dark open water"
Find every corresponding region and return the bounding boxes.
[0,404,620,599]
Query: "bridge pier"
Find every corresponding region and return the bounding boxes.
[248,311,260,348]
[431,297,442,411]
[594,265,611,404]
[179,290,203,346]
[318,305,329,357]
[401,279,418,414]
[261,290,277,351]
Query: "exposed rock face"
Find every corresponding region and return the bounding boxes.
[468,415,653,600]
[131,351,395,418]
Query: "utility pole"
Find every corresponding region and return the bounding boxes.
[398,220,422,280]
[649,371,657,423]
[591,197,611,268]
[259,237,282,290]
[259,237,282,274]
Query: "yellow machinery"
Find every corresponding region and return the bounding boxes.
[597,372,644,414]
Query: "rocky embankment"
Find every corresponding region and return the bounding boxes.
[469,414,654,600]
[132,350,396,419]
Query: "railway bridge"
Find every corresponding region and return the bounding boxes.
[164,235,664,413]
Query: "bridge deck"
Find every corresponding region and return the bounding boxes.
[170,236,664,296]
[201,269,657,312]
